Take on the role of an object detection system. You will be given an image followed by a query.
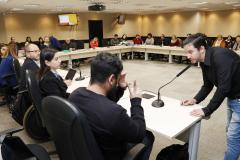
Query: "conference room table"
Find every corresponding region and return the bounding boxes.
[19,46,240,69]
[58,69,203,160]
[57,45,189,68]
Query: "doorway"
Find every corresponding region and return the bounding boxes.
[88,20,103,47]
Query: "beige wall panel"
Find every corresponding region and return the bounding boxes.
[142,12,202,37]
[0,14,7,43]
[0,10,239,43]
[202,10,240,37]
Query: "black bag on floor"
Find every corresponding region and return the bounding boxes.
[1,136,35,160]
[156,143,189,160]
[12,91,32,125]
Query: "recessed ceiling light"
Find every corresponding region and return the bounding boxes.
[0,0,8,2]
[57,6,65,8]
[233,4,240,6]
[11,8,24,11]
[194,2,208,5]
[225,1,238,5]
[24,4,40,7]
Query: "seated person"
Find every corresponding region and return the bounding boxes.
[133,34,143,45]
[212,34,226,48]
[170,35,181,47]
[19,43,40,91]
[0,44,18,105]
[39,48,71,98]
[37,37,45,50]
[0,44,17,88]
[61,38,77,50]
[90,37,99,48]
[68,53,154,160]
[110,34,120,46]
[145,33,154,45]
[25,36,32,46]
[133,34,144,58]
[120,34,132,59]
[8,37,18,56]
[120,34,129,46]
[49,35,61,51]
[159,34,170,46]
[225,35,234,49]
[170,35,182,63]
[232,35,240,51]
[0,43,3,63]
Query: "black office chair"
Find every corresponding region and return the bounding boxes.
[0,127,50,160]
[13,58,21,85]
[76,40,84,49]
[42,96,145,160]
[23,69,49,140]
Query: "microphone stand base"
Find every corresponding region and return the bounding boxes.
[75,77,85,81]
[152,99,164,108]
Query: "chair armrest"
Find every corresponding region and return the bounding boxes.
[2,73,15,79]
[13,84,19,90]
[0,126,24,136]
[122,143,145,160]
[18,89,28,94]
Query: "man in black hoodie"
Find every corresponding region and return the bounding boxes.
[68,53,154,160]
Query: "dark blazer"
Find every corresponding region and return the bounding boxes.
[19,58,39,91]
[61,42,77,50]
[159,38,170,46]
[194,47,240,116]
[39,71,69,98]
[0,54,17,87]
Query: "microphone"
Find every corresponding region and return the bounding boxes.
[152,64,191,108]
[75,65,85,81]
[176,65,191,77]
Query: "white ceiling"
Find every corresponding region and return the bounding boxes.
[0,0,239,14]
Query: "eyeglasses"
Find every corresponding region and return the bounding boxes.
[28,50,40,53]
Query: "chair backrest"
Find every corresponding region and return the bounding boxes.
[13,58,21,84]
[42,96,104,160]
[25,70,44,124]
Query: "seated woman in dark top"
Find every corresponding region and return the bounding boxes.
[39,48,71,98]
[0,44,18,88]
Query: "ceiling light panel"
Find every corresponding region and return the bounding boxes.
[24,4,40,7]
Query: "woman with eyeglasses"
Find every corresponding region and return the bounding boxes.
[0,44,18,89]
[38,48,71,98]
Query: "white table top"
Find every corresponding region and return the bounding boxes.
[117,91,203,139]
[58,70,203,139]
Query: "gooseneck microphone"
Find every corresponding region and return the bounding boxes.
[152,64,191,108]
[75,65,85,81]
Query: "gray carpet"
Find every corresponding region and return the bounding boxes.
[0,60,232,160]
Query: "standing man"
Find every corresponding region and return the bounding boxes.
[68,53,154,160]
[181,33,240,160]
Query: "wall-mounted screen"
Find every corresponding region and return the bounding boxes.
[58,14,78,25]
